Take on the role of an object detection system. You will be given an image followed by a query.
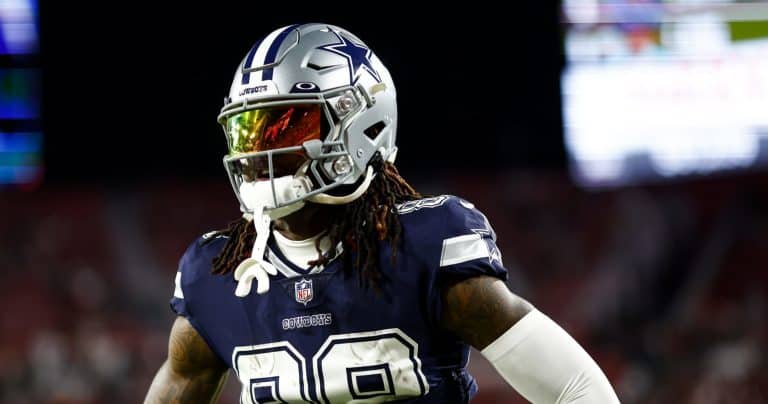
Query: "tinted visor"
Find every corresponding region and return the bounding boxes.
[225,104,325,154]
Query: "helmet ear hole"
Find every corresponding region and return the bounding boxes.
[364,121,387,140]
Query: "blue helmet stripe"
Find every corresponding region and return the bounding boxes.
[261,24,300,81]
[241,38,264,85]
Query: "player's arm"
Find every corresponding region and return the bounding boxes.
[441,275,620,403]
[144,316,229,404]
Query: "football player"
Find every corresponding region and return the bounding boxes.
[145,23,620,403]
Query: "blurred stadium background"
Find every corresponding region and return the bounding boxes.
[1,1,767,403]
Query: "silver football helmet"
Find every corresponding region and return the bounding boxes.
[218,23,398,216]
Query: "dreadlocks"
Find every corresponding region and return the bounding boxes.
[209,161,421,289]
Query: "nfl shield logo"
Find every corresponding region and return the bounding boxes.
[294,279,313,305]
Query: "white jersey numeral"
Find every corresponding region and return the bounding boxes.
[232,341,312,403]
[233,329,428,403]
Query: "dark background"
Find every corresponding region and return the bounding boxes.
[39,3,565,184]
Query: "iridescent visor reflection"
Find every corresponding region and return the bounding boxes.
[226,104,323,154]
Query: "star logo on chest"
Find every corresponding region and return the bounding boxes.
[317,30,382,85]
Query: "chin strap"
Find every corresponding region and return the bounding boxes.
[233,204,278,297]
[232,162,378,296]
[307,165,374,205]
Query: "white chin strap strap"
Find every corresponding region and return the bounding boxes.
[239,175,311,219]
[233,166,375,297]
[308,166,374,205]
[234,176,310,297]
[233,204,277,297]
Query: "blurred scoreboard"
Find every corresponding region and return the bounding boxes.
[562,1,768,187]
[0,0,40,187]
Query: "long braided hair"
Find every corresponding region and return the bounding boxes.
[209,159,421,289]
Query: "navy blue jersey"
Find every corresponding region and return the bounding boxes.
[170,195,507,403]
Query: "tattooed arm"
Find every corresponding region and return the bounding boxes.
[145,317,229,404]
[441,275,533,349]
[441,276,619,403]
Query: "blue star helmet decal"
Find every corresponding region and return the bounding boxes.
[317,29,382,85]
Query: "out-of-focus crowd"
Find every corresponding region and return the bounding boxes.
[1,172,766,403]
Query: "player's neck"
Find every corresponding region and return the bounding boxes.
[272,203,336,241]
